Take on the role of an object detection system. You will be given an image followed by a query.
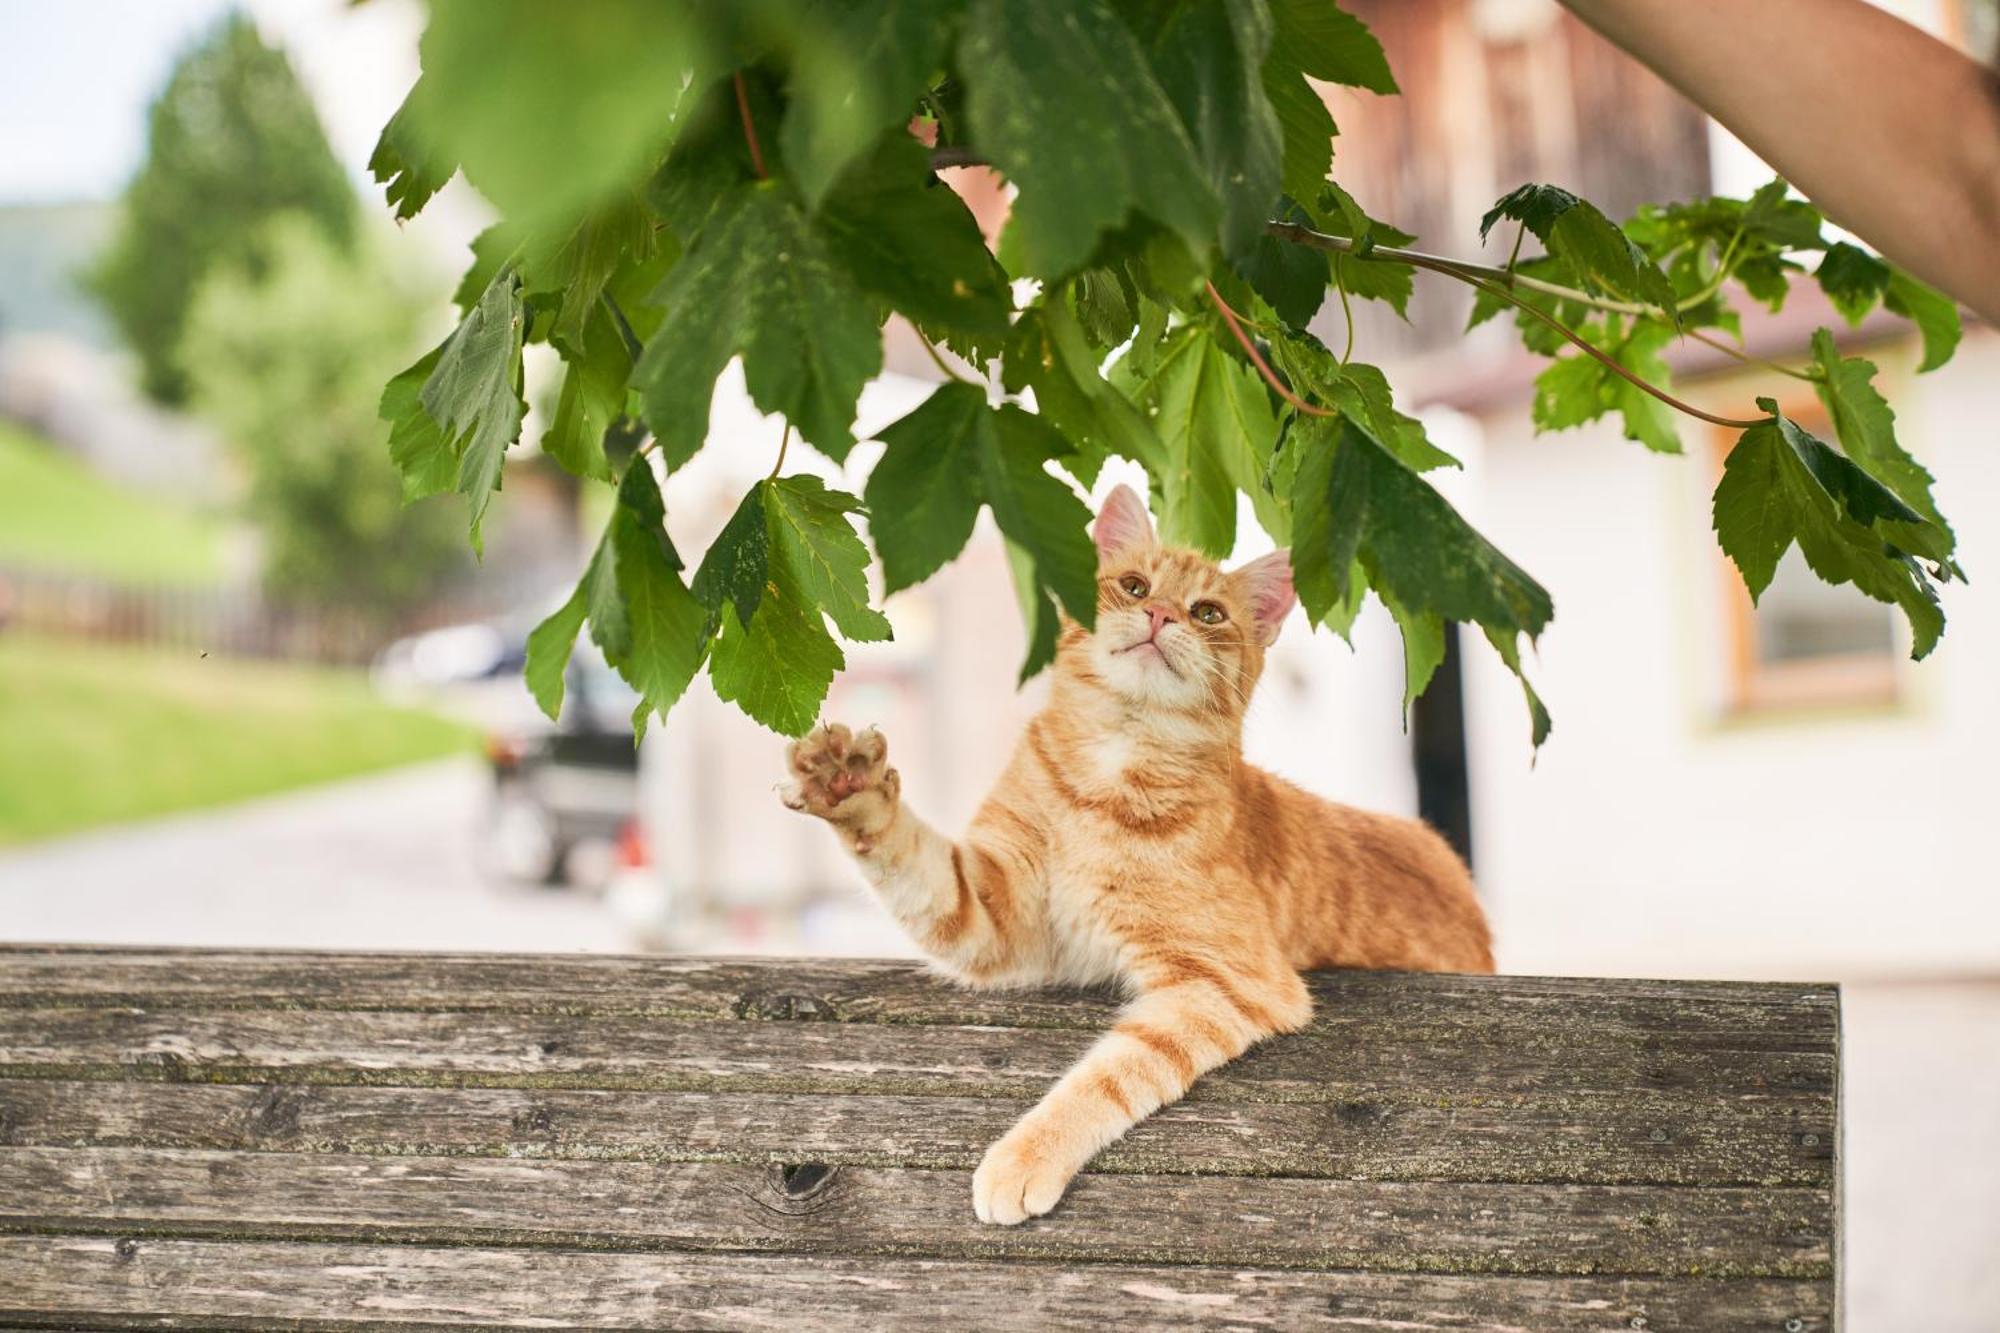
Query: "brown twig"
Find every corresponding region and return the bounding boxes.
[734,72,769,180]
[1203,281,1333,418]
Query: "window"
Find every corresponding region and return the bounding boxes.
[1713,402,1901,712]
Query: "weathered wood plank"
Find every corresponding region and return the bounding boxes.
[0,1235,1836,1331]
[0,1005,1835,1102]
[0,1079,1834,1187]
[0,1146,1830,1278]
[0,947,1840,1041]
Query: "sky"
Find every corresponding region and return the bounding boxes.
[0,0,424,207]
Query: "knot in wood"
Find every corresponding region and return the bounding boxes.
[765,1161,839,1209]
[734,992,838,1022]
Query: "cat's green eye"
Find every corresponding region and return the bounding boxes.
[1120,575,1149,598]
[1192,601,1226,625]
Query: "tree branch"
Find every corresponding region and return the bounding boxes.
[1265,221,1769,430]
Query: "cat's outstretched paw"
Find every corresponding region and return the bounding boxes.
[780,722,899,838]
[972,1129,1078,1225]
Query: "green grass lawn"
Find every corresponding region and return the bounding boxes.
[0,634,478,846]
[0,419,227,585]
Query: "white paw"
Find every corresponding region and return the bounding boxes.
[972,1130,1077,1225]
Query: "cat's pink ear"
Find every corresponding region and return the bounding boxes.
[1092,484,1155,559]
[1236,549,1296,645]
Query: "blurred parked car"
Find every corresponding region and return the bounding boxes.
[479,647,644,888]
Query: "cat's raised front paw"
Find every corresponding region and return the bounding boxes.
[780,722,899,835]
[972,1129,1078,1225]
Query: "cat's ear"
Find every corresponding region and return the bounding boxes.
[1092,483,1155,559]
[1235,549,1296,645]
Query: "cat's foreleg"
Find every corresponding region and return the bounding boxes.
[971,964,1312,1224]
[781,723,1032,976]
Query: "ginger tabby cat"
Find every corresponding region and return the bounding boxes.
[780,483,1493,1224]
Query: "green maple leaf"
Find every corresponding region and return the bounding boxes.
[1714,404,1945,658]
[637,182,883,468]
[814,134,1011,357]
[611,505,710,741]
[1528,322,1681,454]
[960,0,1219,277]
[524,576,590,722]
[1004,537,1065,682]
[690,485,771,639]
[1885,271,1962,373]
[1268,0,1397,94]
[417,265,527,551]
[1308,182,1417,318]
[1235,197,1329,329]
[1272,333,1459,474]
[516,191,658,350]
[779,0,968,203]
[710,573,846,737]
[1131,0,1281,259]
[1481,183,1678,323]
[868,383,1098,671]
[1115,325,1279,556]
[1814,242,1890,324]
[1262,61,1337,206]
[1004,299,1166,484]
[702,475,893,735]
[379,348,455,502]
[1808,330,1955,567]
[764,476,894,643]
[416,0,720,227]
[1378,590,1446,725]
[1259,0,1395,204]
[541,301,628,484]
[368,75,455,222]
[524,463,706,728]
[1292,416,1553,740]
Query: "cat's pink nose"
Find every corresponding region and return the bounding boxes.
[1147,605,1177,638]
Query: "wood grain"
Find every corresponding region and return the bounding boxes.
[0,1002,1833,1101]
[0,946,1841,1330]
[0,1235,1836,1331]
[0,1079,1832,1187]
[0,1146,1831,1277]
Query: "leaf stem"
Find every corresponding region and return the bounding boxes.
[1683,326,1820,381]
[1266,220,1724,318]
[1335,267,1356,366]
[1204,281,1334,418]
[768,422,792,480]
[1504,220,1527,279]
[1265,222,1768,429]
[733,72,769,180]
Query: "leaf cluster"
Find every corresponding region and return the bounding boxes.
[374,0,1966,745]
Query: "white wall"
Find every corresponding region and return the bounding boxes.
[1461,330,2000,980]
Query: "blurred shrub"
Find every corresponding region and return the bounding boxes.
[183,216,463,623]
[88,14,355,405]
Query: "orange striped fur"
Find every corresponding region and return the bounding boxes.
[781,484,1493,1224]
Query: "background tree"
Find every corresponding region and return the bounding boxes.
[90,13,355,405]
[183,216,463,626]
[373,0,1966,747]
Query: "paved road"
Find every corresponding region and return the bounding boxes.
[0,758,635,953]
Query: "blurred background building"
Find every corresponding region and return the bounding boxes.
[0,2,1994,1327]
